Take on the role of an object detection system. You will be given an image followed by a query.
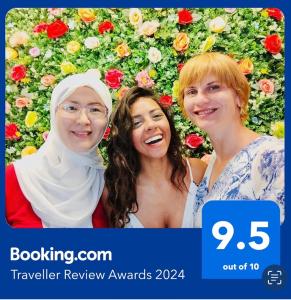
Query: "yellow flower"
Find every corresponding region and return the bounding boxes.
[60,62,77,75]
[78,8,96,23]
[173,32,190,52]
[21,146,37,158]
[25,111,38,128]
[6,47,18,60]
[271,121,284,138]
[201,35,216,52]
[66,41,81,54]
[115,43,131,58]
[260,68,269,74]
[20,78,31,84]
[261,10,269,18]
[148,69,157,78]
[172,80,179,99]
[209,16,226,33]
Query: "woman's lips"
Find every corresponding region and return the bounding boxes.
[71,131,92,138]
[194,108,218,116]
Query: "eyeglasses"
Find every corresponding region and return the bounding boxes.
[58,102,108,119]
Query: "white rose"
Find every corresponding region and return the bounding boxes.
[138,20,160,36]
[129,8,143,27]
[148,47,162,63]
[84,37,100,49]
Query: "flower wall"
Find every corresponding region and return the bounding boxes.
[5,8,285,164]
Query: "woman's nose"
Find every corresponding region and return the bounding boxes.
[144,118,157,131]
[77,109,91,124]
[195,90,211,104]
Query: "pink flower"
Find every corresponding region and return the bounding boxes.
[159,95,173,108]
[105,69,124,89]
[185,133,204,149]
[48,8,64,16]
[15,97,32,108]
[42,131,49,141]
[41,74,56,87]
[258,79,275,94]
[135,70,154,88]
[29,47,41,57]
[5,101,11,114]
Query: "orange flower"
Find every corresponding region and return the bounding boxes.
[238,58,254,75]
[78,8,96,23]
[116,43,131,58]
[173,33,190,52]
[116,86,130,101]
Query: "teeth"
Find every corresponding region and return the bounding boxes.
[73,131,90,136]
[196,108,216,116]
[145,134,163,144]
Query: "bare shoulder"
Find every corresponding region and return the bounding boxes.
[188,157,207,185]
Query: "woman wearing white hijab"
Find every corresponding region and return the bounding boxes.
[6,71,112,228]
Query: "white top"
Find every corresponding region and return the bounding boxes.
[125,159,197,228]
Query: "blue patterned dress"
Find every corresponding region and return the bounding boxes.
[194,135,284,228]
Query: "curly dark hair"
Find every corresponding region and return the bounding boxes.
[105,87,187,227]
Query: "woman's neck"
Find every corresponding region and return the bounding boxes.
[209,124,260,162]
[138,155,172,184]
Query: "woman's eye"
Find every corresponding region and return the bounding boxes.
[89,107,101,113]
[64,104,78,112]
[153,114,163,120]
[208,85,220,92]
[133,120,142,128]
[185,89,197,96]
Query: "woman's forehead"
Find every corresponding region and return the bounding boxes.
[64,86,105,105]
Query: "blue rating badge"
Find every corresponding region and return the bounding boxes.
[202,201,280,279]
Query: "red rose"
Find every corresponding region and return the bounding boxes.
[264,34,282,54]
[5,123,20,140]
[47,19,68,39]
[105,69,123,89]
[267,8,284,21]
[98,21,114,34]
[33,22,48,33]
[185,134,204,149]
[178,9,193,25]
[10,65,26,81]
[159,95,173,108]
[103,127,111,140]
[177,63,184,73]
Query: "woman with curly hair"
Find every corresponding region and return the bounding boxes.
[104,87,206,228]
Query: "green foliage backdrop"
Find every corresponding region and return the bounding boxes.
[5,8,285,164]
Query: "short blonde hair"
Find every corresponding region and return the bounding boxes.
[178,52,250,121]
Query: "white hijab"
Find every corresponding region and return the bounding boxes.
[14,71,112,228]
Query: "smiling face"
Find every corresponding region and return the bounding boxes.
[55,86,108,153]
[130,97,171,160]
[183,74,242,134]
